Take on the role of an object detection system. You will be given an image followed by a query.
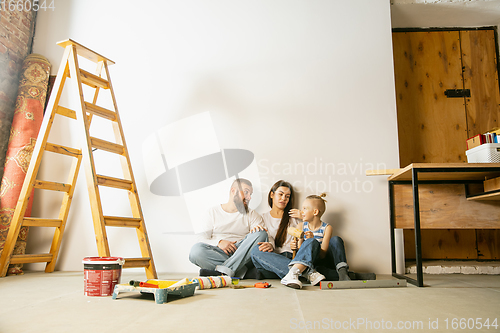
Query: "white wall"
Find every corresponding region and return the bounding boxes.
[391,0,500,28]
[28,0,399,275]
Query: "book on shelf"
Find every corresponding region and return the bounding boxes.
[466,132,498,150]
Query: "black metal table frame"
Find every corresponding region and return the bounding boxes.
[388,166,500,287]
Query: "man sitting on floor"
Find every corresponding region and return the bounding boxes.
[189,178,267,278]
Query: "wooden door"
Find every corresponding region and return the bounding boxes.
[393,31,468,167]
[392,28,500,261]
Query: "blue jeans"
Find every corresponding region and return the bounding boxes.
[251,238,320,278]
[315,236,349,280]
[189,230,267,278]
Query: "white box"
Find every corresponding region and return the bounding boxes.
[466,143,500,163]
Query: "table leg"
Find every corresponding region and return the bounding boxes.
[412,168,424,287]
[390,181,418,285]
[389,181,397,274]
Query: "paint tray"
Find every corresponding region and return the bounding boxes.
[112,281,198,304]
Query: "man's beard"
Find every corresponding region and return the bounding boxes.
[233,193,248,214]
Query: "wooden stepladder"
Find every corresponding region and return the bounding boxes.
[0,39,157,278]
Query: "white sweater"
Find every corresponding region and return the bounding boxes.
[197,205,264,246]
[262,211,300,254]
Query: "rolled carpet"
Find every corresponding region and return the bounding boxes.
[0,54,51,275]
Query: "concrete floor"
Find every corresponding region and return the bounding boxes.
[1,271,499,333]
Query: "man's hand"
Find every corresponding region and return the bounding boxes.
[257,242,273,252]
[218,240,237,255]
[289,209,302,219]
[304,231,314,239]
[250,225,267,233]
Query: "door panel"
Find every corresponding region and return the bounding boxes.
[403,229,478,260]
[461,30,500,137]
[392,31,468,166]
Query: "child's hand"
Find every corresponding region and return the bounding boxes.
[289,209,302,219]
[304,231,314,239]
[250,225,267,233]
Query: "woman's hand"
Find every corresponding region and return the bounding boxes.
[258,242,273,252]
[289,209,302,219]
[304,231,314,239]
[290,238,299,250]
[250,225,267,233]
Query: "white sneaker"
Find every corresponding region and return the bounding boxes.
[281,267,302,289]
[305,269,325,286]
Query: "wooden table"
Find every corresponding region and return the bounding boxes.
[387,163,500,287]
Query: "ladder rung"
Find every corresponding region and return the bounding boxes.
[90,137,124,155]
[56,106,77,119]
[104,216,142,228]
[96,175,132,190]
[10,254,53,264]
[84,102,117,121]
[80,69,109,89]
[23,218,63,227]
[34,180,71,192]
[123,257,151,268]
[55,106,91,124]
[45,142,81,157]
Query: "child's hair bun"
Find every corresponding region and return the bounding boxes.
[306,193,327,202]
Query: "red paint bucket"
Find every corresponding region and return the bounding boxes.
[83,257,125,296]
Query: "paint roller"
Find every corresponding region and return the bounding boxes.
[287,227,304,259]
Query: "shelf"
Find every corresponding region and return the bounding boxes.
[388,163,500,182]
[467,189,500,201]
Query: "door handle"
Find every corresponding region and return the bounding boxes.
[444,89,470,98]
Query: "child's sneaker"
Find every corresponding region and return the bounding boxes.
[281,267,302,289]
[305,269,325,286]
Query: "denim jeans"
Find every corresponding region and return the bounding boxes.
[251,238,320,278]
[189,230,267,278]
[315,236,349,280]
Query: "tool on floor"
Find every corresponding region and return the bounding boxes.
[319,279,407,290]
[230,282,272,289]
[130,280,159,288]
[167,278,191,288]
[287,227,304,259]
[129,278,191,289]
[0,39,156,278]
[190,276,233,289]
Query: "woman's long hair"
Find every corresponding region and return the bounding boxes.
[268,180,295,249]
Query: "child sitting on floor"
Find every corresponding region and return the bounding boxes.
[281,193,350,288]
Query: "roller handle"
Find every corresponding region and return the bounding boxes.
[288,227,304,259]
[292,238,297,259]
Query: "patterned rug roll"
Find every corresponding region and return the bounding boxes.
[0,54,51,275]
